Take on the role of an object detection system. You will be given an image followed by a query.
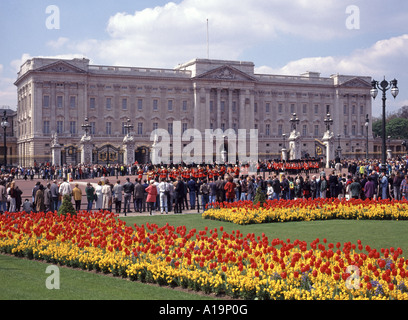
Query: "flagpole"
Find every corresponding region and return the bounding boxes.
[206,18,209,59]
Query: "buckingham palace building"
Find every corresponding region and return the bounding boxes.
[14,57,373,167]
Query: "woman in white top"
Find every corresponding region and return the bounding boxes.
[158,179,169,214]
[266,182,273,200]
[94,181,103,210]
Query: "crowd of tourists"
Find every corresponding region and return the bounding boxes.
[1,155,408,215]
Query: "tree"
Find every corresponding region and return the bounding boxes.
[371,118,408,140]
[58,194,76,216]
[253,187,266,208]
[387,118,408,139]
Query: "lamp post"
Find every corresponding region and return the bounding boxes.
[365,114,369,159]
[282,133,286,149]
[1,111,9,168]
[370,78,399,171]
[81,117,91,136]
[290,113,299,132]
[324,113,333,132]
[124,118,133,136]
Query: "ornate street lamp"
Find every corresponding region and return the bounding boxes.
[370,78,399,171]
[1,111,9,168]
[124,118,133,136]
[81,117,91,136]
[365,114,369,159]
[324,113,333,132]
[282,133,286,149]
[290,113,299,132]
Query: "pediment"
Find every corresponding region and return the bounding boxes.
[37,61,87,74]
[339,77,371,88]
[196,65,257,82]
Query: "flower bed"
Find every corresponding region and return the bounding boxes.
[1,211,408,300]
[202,198,408,225]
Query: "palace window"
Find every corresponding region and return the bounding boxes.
[57,96,63,108]
[43,95,50,108]
[56,121,63,134]
[43,121,50,134]
[70,121,76,134]
[105,122,112,135]
[106,98,112,110]
[70,96,76,108]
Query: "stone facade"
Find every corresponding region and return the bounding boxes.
[14,57,373,166]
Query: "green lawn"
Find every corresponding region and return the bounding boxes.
[0,254,217,300]
[2,212,408,300]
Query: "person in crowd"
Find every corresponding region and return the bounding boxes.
[112,180,123,214]
[85,182,95,212]
[102,180,112,211]
[266,182,273,200]
[224,176,236,203]
[72,183,82,211]
[187,176,196,210]
[145,180,158,215]
[158,178,169,214]
[44,183,52,212]
[34,184,45,212]
[94,181,103,210]
[8,181,17,212]
[14,185,23,212]
[122,177,134,215]
[364,177,375,200]
[208,178,217,206]
[23,199,33,213]
[200,179,210,210]
[320,175,328,199]
[379,172,389,200]
[174,177,185,214]
[133,179,145,213]
[246,176,255,201]
[393,172,403,200]
[400,175,408,200]
[58,177,72,198]
[0,180,6,213]
[280,175,289,200]
[50,180,59,212]
[349,177,362,199]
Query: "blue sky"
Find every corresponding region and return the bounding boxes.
[1,0,407,117]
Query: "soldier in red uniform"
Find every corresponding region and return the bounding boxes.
[137,166,144,181]
[234,165,240,178]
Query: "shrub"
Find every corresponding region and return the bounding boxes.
[253,186,266,208]
[58,194,77,216]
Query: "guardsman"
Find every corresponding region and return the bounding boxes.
[208,165,214,180]
[234,165,240,178]
[220,165,226,177]
[147,167,154,181]
[137,166,144,180]
[213,165,219,179]
[160,166,167,180]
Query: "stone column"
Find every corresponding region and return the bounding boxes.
[51,133,62,166]
[322,130,334,168]
[123,134,135,165]
[281,148,288,161]
[80,134,93,165]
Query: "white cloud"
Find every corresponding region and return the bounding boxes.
[49,0,350,68]
[256,34,408,78]
[47,37,70,50]
[0,63,17,109]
